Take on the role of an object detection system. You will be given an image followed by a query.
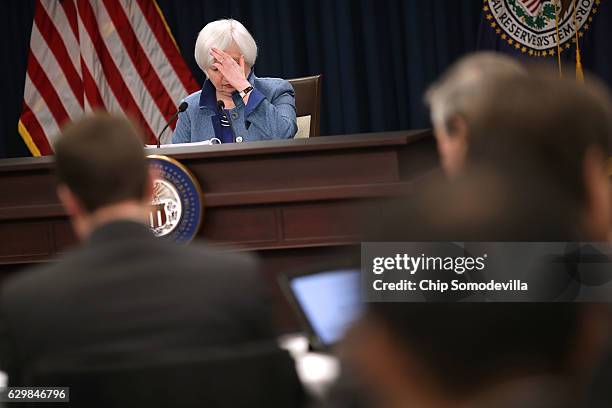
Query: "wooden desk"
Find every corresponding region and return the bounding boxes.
[0,130,437,330]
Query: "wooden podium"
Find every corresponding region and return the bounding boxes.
[0,130,437,329]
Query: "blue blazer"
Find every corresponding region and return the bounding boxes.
[172,72,297,144]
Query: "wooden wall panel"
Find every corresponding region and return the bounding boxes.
[282,201,371,242]
[202,207,279,245]
[0,221,51,261]
[187,149,400,194]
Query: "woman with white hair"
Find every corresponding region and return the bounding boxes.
[172,19,297,144]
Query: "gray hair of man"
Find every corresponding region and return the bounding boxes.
[425,52,526,134]
[194,19,258,77]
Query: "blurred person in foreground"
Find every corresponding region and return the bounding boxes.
[428,60,611,241]
[324,68,612,408]
[0,114,276,383]
[339,167,612,408]
[347,301,610,408]
[465,71,612,242]
[173,18,297,144]
[424,52,526,179]
[330,59,612,408]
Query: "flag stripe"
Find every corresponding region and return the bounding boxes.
[20,104,53,155]
[23,74,61,139]
[93,0,167,138]
[23,75,63,148]
[39,1,82,79]
[30,24,83,119]
[26,52,71,129]
[59,0,80,41]
[102,0,176,122]
[59,0,105,115]
[118,0,190,109]
[77,14,121,113]
[81,56,107,111]
[76,0,157,142]
[136,0,199,93]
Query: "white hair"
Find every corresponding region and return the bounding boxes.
[425,52,525,133]
[194,19,257,76]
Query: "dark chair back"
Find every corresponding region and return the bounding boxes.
[22,343,306,408]
[288,75,322,137]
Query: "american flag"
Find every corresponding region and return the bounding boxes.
[18,0,199,156]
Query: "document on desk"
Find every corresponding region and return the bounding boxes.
[145,139,221,149]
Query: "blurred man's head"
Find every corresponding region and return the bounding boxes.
[54,114,152,239]
[425,52,525,178]
[467,72,612,241]
[347,168,610,408]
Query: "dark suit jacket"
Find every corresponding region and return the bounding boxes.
[0,220,274,382]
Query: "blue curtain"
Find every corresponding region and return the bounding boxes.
[0,0,36,158]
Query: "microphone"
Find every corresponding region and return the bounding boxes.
[157,101,188,148]
[216,100,237,143]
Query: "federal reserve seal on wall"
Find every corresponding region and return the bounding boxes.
[146,155,203,244]
[484,0,599,56]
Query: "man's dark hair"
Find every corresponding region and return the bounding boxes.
[467,70,612,207]
[54,114,148,212]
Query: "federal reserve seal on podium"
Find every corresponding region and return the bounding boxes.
[146,155,203,244]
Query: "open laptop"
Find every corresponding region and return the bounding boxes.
[279,266,363,350]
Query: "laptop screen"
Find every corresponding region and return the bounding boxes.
[289,268,362,346]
